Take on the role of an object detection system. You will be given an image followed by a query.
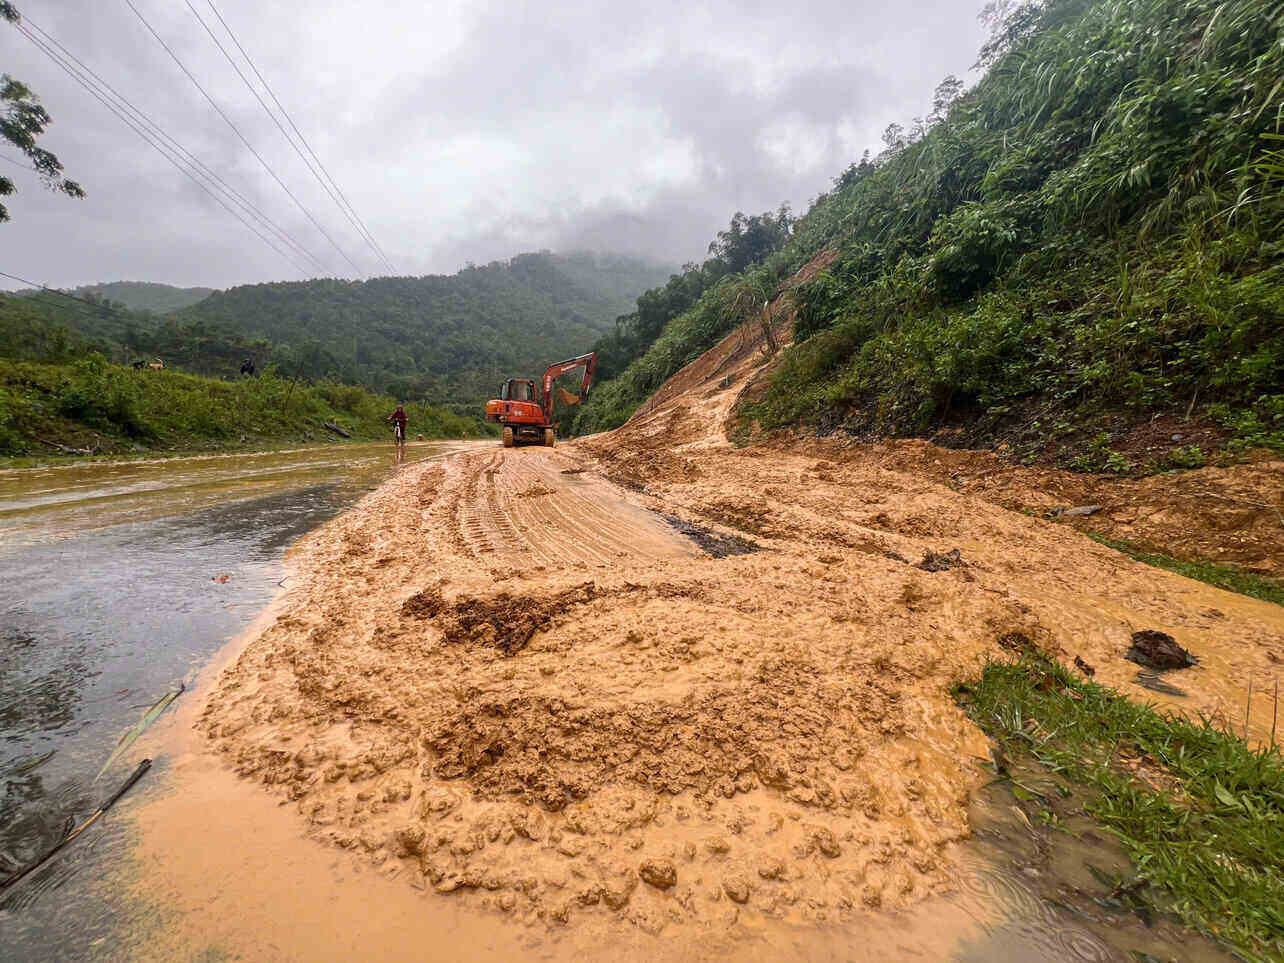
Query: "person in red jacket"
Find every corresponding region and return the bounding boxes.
[388,404,408,448]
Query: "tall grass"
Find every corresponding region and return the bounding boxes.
[578,0,1284,451]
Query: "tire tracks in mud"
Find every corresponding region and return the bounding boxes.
[445,447,696,568]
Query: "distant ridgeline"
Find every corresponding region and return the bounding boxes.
[71,281,216,314]
[1,252,672,414]
[571,0,1284,461]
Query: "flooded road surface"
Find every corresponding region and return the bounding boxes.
[0,441,472,959]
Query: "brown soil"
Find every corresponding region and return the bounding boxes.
[753,435,1283,577]
[199,287,1284,940]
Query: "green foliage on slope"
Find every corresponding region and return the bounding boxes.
[579,0,1284,457]
[570,209,796,432]
[176,251,672,404]
[0,353,486,458]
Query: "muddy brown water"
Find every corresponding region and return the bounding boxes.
[0,442,1240,960]
[0,441,471,959]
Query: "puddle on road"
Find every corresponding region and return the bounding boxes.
[0,441,469,960]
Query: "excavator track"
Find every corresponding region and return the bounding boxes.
[439,448,693,567]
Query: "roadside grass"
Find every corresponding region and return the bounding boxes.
[1089,533,1284,607]
[954,658,1284,960]
[0,355,492,458]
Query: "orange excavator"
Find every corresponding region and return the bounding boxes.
[484,352,597,448]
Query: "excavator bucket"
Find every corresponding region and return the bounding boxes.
[555,387,581,407]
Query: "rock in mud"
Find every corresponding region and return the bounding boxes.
[1127,630,1197,670]
[917,548,964,572]
[1062,504,1104,517]
[603,875,637,909]
[757,858,786,880]
[639,858,677,890]
[811,827,842,858]
[722,874,751,904]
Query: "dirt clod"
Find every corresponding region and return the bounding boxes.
[722,874,751,903]
[639,858,677,890]
[917,549,964,572]
[1127,630,1197,670]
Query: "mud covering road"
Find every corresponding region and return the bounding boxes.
[199,301,1284,939]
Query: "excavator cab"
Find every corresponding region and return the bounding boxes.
[499,379,537,402]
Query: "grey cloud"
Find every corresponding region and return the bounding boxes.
[0,0,986,289]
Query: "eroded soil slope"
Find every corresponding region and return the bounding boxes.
[202,307,1284,937]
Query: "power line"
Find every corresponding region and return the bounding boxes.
[13,19,322,276]
[121,0,365,278]
[194,0,397,275]
[180,0,375,273]
[3,270,144,316]
[21,15,329,275]
[0,269,160,328]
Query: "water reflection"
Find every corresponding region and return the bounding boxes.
[0,442,467,958]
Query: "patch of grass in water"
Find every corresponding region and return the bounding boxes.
[1089,532,1284,607]
[954,657,1284,960]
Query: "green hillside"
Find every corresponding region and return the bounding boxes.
[0,351,487,459]
[176,251,672,404]
[73,281,216,313]
[10,252,671,413]
[574,0,1284,466]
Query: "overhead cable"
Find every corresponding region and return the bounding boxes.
[121,0,365,278]
[194,0,398,275]
[14,19,322,275]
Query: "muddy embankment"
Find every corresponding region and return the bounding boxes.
[198,291,1284,939]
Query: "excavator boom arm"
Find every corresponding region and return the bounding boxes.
[540,352,597,422]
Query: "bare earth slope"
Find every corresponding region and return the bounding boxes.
[201,307,1284,937]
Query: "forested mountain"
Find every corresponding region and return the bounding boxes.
[72,281,217,313]
[573,0,1284,465]
[174,251,670,403]
[6,252,671,412]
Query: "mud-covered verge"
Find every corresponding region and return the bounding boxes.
[743,434,1284,581]
[957,656,1284,959]
[199,427,1284,939]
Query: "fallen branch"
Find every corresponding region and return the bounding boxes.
[37,437,92,455]
[323,421,352,438]
[0,759,151,893]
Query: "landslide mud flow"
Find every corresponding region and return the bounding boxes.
[199,301,1284,941]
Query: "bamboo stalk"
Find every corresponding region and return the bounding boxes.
[1245,675,1253,741]
[1272,678,1279,752]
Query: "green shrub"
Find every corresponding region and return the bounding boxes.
[57,353,150,437]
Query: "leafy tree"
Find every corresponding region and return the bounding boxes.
[707,206,794,274]
[0,5,84,222]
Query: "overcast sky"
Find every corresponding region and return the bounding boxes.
[0,0,986,290]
